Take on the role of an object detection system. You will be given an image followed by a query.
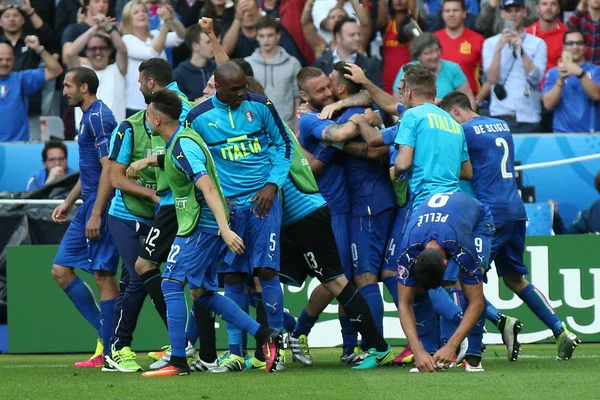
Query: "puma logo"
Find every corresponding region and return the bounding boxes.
[350,315,362,323]
[456,249,465,258]
[145,247,155,256]
[176,152,184,159]
[209,121,219,129]
[117,131,124,139]
[265,302,278,311]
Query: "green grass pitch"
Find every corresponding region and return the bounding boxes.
[1,344,599,400]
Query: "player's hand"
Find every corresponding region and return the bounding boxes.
[498,30,512,49]
[509,31,522,47]
[199,17,214,36]
[343,63,367,85]
[557,62,569,79]
[47,165,66,182]
[151,192,160,204]
[24,35,41,52]
[77,7,86,24]
[221,228,245,255]
[250,183,277,218]
[363,108,382,127]
[19,0,33,14]
[86,213,102,240]
[126,158,149,179]
[318,101,342,120]
[433,344,455,369]
[52,202,72,223]
[296,102,310,120]
[389,166,398,182]
[414,349,437,372]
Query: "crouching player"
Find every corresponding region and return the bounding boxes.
[141,89,282,377]
[398,191,493,372]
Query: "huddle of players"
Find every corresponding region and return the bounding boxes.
[50,51,580,376]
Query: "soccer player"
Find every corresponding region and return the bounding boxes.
[439,91,581,361]
[398,191,492,372]
[139,89,282,377]
[185,61,293,372]
[51,67,119,368]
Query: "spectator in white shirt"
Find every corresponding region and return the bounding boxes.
[120,0,184,116]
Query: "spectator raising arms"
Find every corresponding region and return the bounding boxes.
[65,14,128,127]
[0,35,63,142]
[121,0,184,116]
[61,0,110,64]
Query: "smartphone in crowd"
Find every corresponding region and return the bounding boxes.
[1,0,24,7]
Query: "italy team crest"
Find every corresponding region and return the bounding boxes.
[246,111,254,122]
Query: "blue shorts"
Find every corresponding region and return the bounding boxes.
[382,203,412,272]
[490,220,528,277]
[54,198,119,274]
[163,227,226,290]
[331,212,352,280]
[221,195,282,275]
[351,208,395,276]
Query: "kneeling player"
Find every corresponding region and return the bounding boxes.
[141,90,281,377]
[398,192,493,372]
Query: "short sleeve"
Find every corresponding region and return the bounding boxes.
[382,126,397,146]
[394,110,417,148]
[313,142,338,163]
[20,69,46,96]
[172,137,208,183]
[460,129,469,163]
[299,113,335,141]
[88,112,111,159]
[109,123,134,165]
[542,68,558,93]
[447,61,468,89]
[591,66,600,84]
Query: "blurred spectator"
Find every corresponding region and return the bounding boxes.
[195,74,216,104]
[173,24,216,102]
[567,0,600,65]
[198,0,236,34]
[312,0,357,43]
[434,0,485,96]
[542,28,600,133]
[303,0,370,60]
[61,0,110,64]
[222,0,261,58]
[54,0,84,47]
[0,36,63,142]
[477,0,538,38]
[394,32,475,105]
[525,0,567,74]
[313,16,381,86]
[0,1,54,139]
[121,0,184,116]
[378,0,418,93]
[422,0,478,15]
[483,0,547,133]
[550,172,600,234]
[245,15,301,130]
[26,140,75,191]
[65,15,127,126]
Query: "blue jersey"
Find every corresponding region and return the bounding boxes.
[167,133,218,232]
[108,119,155,226]
[298,111,350,215]
[336,107,396,217]
[394,102,469,210]
[462,116,526,224]
[398,192,493,287]
[78,99,117,201]
[281,175,327,227]
[186,92,293,210]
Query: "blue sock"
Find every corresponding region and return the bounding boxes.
[247,291,258,309]
[161,280,187,358]
[260,276,284,330]
[339,315,358,355]
[382,276,398,307]
[485,298,504,325]
[186,309,198,347]
[284,309,296,333]
[293,308,318,338]
[465,299,486,357]
[429,287,463,326]
[358,283,383,335]
[224,284,248,356]
[99,298,116,356]
[413,293,438,354]
[195,292,260,338]
[64,277,102,336]
[519,283,563,337]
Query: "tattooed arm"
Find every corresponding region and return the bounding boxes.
[321,120,360,142]
[343,141,389,160]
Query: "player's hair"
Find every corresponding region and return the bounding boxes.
[231,58,255,77]
[68,67,100,94]
[139,58,173,87]
[439,91,473,113]
[414,248,446,290]
[87,34,110,49]
[332,62,361,95]
[409,32,441,61]
[296,66,325,92]
[563,27,586,44]
[149,89,182,122]
[403,64,437,100]
[442,0,466,11]
[0,6,26,18]
[121,0,151,37]
[42,140,68,162]
[247,77,266,96]
[184,24,203,51]
[333,16,357,37]
[0,40,13,53]
[256,14,281,33]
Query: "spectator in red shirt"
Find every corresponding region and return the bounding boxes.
[434,0,485,95]
[526,0,567,72]
[567,0,600,64]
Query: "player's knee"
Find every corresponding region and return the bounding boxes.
[51,264,75,287]
[322,276,346,297]
[223,273,245,285]
[354,272,377,288]
[256,267,277,281]
[503,274,527,292]
[194,291,215,308]
[134,258,154,276]
[380,269,396,280]
[94,270,117,291]
[190,287,207,300]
